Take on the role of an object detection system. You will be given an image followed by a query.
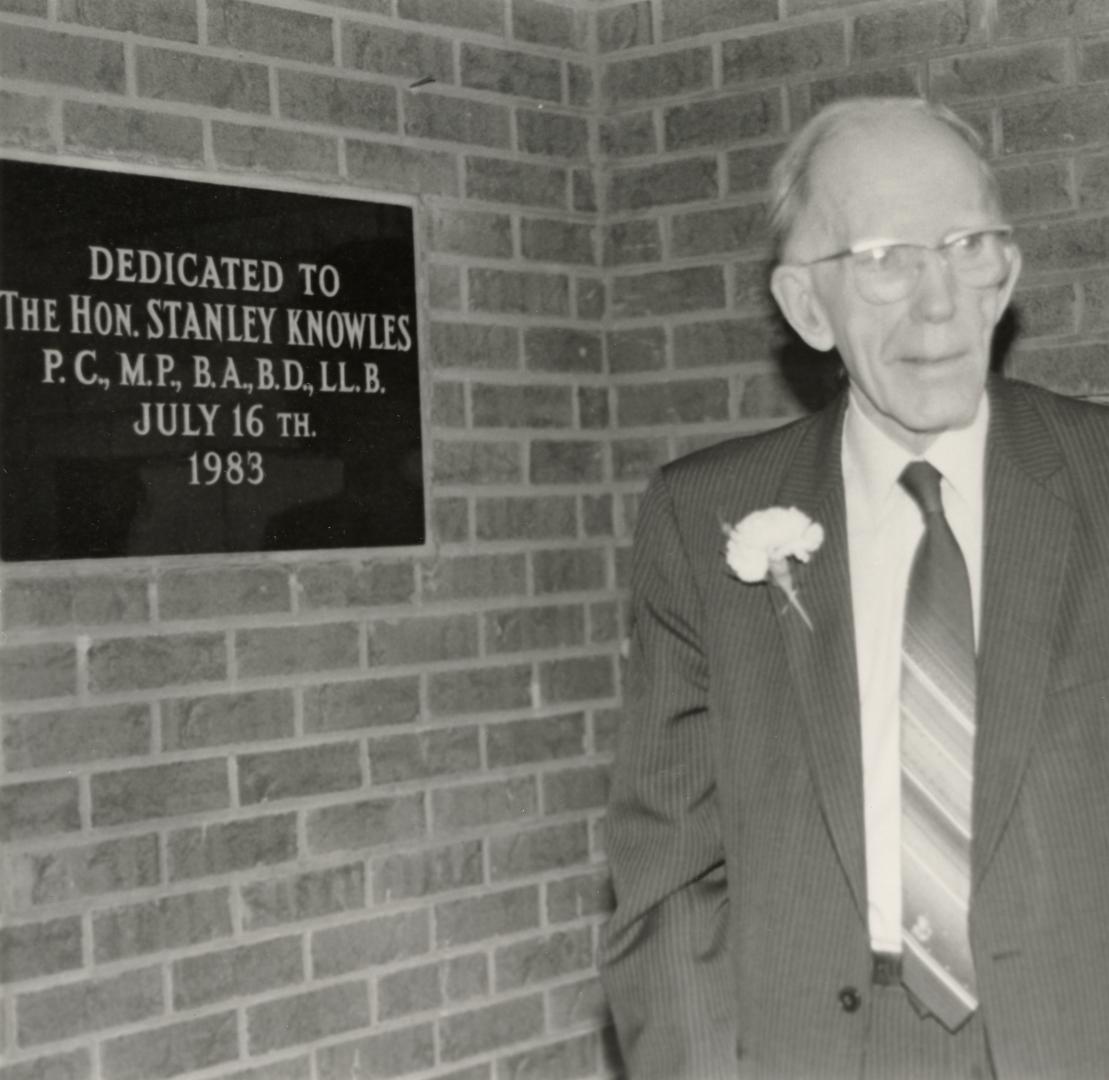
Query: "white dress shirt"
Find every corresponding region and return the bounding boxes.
[841,389,988,954]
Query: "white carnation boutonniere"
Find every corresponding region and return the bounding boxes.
[722,507,824,630]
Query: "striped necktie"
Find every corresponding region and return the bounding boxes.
[898,461,978,1031]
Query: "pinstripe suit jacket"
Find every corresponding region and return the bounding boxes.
[601,376,1109,1079]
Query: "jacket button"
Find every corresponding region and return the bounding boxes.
[838,987,861,1013]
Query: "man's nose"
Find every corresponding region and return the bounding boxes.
[912,249,958,322]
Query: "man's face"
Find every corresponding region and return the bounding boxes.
[773,116,1021,453]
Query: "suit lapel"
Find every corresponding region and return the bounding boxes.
[774,394,868,919]
[973,378,1074,889]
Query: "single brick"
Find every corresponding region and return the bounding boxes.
[0,643,76,701]
[348,139,458,196]
[472,384,574,428]
[235,622,358,678]
[540,656,615,704]
[487,713,586,768]
[87,632,225,693]
[432,439,519,485]
[296,560,415,609]
[611,267,725,317]
[470,267,570,316]
[661,0,776,39]
[499,1032,599,1079]
[0,1049,90,1080]
[0,89,52,150]
[522,328,602,375]
[303,676,421,733]
[549,977,609,1030]
[722,23,845,85]
[136,46,269,112]
[91,759,228,826]
[406,91,510,149]
[0,917,82,984]
[1006,343,1109,397]
[431,322,520,370]
[207,1055,311,1080]
[1012,283,1077,338]
[475,496,578,541]
[434,497,470,542]
[162,689,293,751]
[490,821,590,881]
[306,793,426,853]
[248,982,369,1053]
[3,703,150,769]
[0,778,80,842]
[547,869,615,923]
[316,1025,435,1080]
[378,962,441,1020]
[673,317,779,368]
[242,862,365,930]
[998,159,1073,218]
[485,605,586,654]
[605,220,662,267]
[101,1013,238,1080]
[277,70,396,134]
[429,208,513,257]
[543,765,610,813]
[237,743,362,805]
[369,727,481,785]
[517,108,589,159]
[462,43,561,103]
[398,0,504,34]
[207,0,333,62]
[1079,151,1109,208]
[671,204,766,258]
[932,41,1067,100]
[16,965,162,1046]
[616,377,731,425]
[371,840,484,902]
[1015,216,1109,271]
[419,554,528,602]
[668,93,782,156]
[440,995,545,1062]
[1081,36,1109,83]
[7,833,159,909]
[312,910,430,977]
[529,440,605,484]
[494,927,593,991]
[57,0,198,42]
[429,663,534,715]
[431,778,538,833]
[168,813,298,880]
[0,24,125,92]
[568,60,593,107]
[173,936,303,1009]
[436,886,540,946]
[342,22,454,82]
[603,47,711,105]
[582,495,615,538]
[601,111,657,159]
[598,2,653,52]
[855,1,983,61]
[613,438,670,481]
[607,158,718,212]
[513,0,583,50]
[367,613,480,666]
[213,122,339,176]
[63,101,203,163]
[607,328,666,373]
[520,218,596,265]
[532,549,606,594]
[997,0,1109,40]
[467,156,568,209]
[159,566,289,620]
[93,888,232,962]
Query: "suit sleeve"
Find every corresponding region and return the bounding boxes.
[600,471,738,1080]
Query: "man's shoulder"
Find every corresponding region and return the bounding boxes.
[996,375,1109,447]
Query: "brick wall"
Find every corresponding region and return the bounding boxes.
[3,0,1109,1078]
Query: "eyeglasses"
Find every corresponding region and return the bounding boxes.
[788,227,1015,305]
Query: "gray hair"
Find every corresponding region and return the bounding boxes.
[768,97,1001,259]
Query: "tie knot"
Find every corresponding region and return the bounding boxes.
[900,460,945,517]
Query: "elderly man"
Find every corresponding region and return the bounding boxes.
[600,96,1109,1079]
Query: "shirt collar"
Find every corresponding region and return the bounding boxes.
[842,387,989,515]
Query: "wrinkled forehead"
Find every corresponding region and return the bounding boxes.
[797,118,1000,255]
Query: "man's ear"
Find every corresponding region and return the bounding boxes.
[993,242,1023,324]
[769,264,836,352]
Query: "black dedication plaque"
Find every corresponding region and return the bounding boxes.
[0,160,425,561]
